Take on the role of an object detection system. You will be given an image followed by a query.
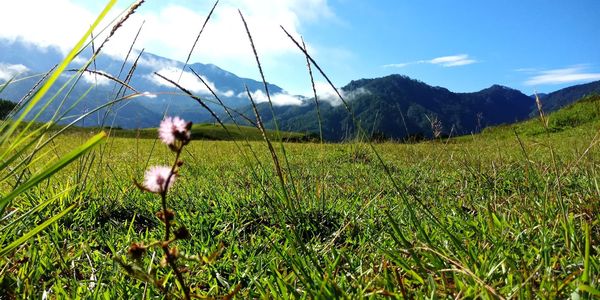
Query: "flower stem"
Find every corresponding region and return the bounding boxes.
[159,144,190,300]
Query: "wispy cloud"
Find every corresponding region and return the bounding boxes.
[312,81,369,106]
[81,70,111,86]
[0,63,29,81]
[238,82,370,107]
[524,65,600,85]
[384,54,477,68]
[513,67,538,73]
[149,66,230,96]
[242,89,304,106]
[429,54,476,67]
[382,63,411,68]
[141,91,157,98]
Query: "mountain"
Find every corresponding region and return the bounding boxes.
[535,80,600,113]
[242,75,600,141]
[2,39,598,139]
[530,93,548,99]
[237,75,535,141]
[0,38,287,128]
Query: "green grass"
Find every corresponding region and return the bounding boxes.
[136,123,308,141]
[478,94,600,138]
[35,122,309,142]
[1,95,598,298]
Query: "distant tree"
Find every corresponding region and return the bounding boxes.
[0,99,17,119]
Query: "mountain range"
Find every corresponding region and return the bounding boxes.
[240,76,600,141]
[0,38,285,128]
[1,38,599,140]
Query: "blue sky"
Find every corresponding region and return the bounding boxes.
[295,0,600,95]
[328,1,600,94]
[1,0,599,96]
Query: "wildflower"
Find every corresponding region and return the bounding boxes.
[144,166,176,193]
[158,116,192,147]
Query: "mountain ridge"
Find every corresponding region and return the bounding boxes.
[0,38,288,128]
[239,75,599,141]
[2,39,599,140]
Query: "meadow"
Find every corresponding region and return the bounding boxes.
[1,95,599,298]
[1,1,599,298]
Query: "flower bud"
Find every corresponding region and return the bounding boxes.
[128,242,146,259]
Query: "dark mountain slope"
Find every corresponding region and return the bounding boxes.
[537,80,600,113]
[242,75,535,141]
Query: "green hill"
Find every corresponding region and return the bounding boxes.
[473,94,600,139]
[107,123,309,142]
[4,119,308,142]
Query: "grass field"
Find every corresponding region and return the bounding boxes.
[15,122,309,142]
[1,95,599,298]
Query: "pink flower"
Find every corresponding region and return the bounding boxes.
[158,116,191,146]
[143,166,176,193]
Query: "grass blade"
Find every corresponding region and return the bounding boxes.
[0,132,106,212]
[0,203,76,257]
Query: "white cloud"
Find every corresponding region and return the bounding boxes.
[222,90,235,97]
[382,63,411,68]
[524,65,600,85]
[237,82,369,107]
[81,70,111,86]
[428,54,476,67]
[345,87,370,100]
[311,81,369,106]
[137,53,179,70]
[0,1,333,64]
[150,66,218,95]
[142,91,157,98]
[384,54,477,68]
[0,63,29,81]
[71,56,89,65]
[514,67,537,73]
[243,89,304,106]
[313,81,343,106]
[126,1,329,68]
[0,0,342,96]
[0,0,96,53]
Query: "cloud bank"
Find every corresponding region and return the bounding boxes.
[243,89,304,106]
[0,0,333,65]
[311,81,368,106]
[0,0,340,96]
[241,81,370,107]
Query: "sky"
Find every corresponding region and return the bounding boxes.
[1,0,599,96]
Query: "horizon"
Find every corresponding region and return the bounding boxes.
[1,0,599,97]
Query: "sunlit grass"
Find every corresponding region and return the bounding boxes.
[0,0,598,297]
[1,105,598,297]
